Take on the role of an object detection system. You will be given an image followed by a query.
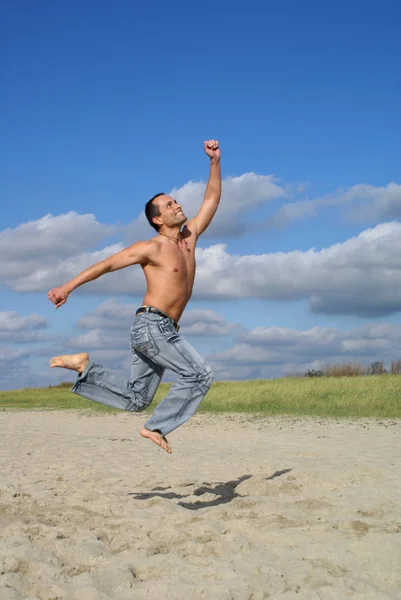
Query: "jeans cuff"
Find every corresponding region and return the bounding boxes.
[72,359,94,390]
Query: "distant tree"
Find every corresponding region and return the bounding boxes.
[368,361,387,375]
[325,362,365,377]
[305,369,325,377]
[390,359,401,374]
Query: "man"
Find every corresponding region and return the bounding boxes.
[48,139,221,454]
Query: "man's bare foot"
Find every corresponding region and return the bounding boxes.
[49,353,89,374]
[140,427,172,454]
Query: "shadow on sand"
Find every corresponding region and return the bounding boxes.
[128,468,292,510]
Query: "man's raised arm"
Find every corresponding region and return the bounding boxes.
[191,139,221,236]
[48,240,153,309]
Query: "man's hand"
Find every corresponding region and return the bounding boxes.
[187,139,221,236]
[204,139,220,161]
[48,285,69,309]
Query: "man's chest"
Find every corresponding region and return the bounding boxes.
[164,244,195,274]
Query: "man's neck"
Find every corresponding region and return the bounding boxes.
[159,227,181,240]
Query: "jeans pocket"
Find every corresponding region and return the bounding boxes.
[130,323,159,358]
[158,318,177,340]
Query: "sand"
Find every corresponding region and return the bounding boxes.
[0,411,400,600]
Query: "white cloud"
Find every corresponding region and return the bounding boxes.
[243,325,339,352]
[269,196,340,226]
[3,218,401,317]
[2,205,401,319]
[210,363,281,381]
[89,349,129,362]
[65,303,240,385]
[346,183,401,221]
[242,322,401,359]
[0,212,115,260]
[77,299,137,331]
[0,347,31,390]
[0,347,29,362]
[341,322,401,354]
[70,329,130,350]
[69,304,401,381]
[208,322,401,379]
[70,301,238,353]
[193,222,401,316]
[172,172,286,237]
[9,243,133,292]
[71,299,141,351]
[179,309,241,336]
[125,172,286,240]
[2,314,401,388]
[0,349,76,390]
[0,311,49,342]
[269,182,401,226]
[210,342,285,365]
[0,212,118,291]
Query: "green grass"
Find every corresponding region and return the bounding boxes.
[1,375,400,418]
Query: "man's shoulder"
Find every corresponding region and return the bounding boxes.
[122,239,161,263]
[148,236,164,251]
[128,238,160,250]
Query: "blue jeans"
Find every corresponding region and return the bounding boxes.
[71,311,214,435]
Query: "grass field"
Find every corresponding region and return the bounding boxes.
[0,375,400,418]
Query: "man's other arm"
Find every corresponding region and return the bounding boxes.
[48,240,154,308]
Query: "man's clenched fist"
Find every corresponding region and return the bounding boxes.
[48,285,69,309]
[204,139,220,161]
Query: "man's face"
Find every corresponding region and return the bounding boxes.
[154,195,187,229]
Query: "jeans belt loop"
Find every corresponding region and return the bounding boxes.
[136,306,179,331]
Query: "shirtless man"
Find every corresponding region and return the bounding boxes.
[48,139,221,454]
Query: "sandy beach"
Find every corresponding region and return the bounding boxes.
[0,411,400,600]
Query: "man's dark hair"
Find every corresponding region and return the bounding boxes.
[145,193,164,231]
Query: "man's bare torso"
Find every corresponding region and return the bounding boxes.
[141,224,197,322]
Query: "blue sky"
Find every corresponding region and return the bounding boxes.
[1,0,401,389]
